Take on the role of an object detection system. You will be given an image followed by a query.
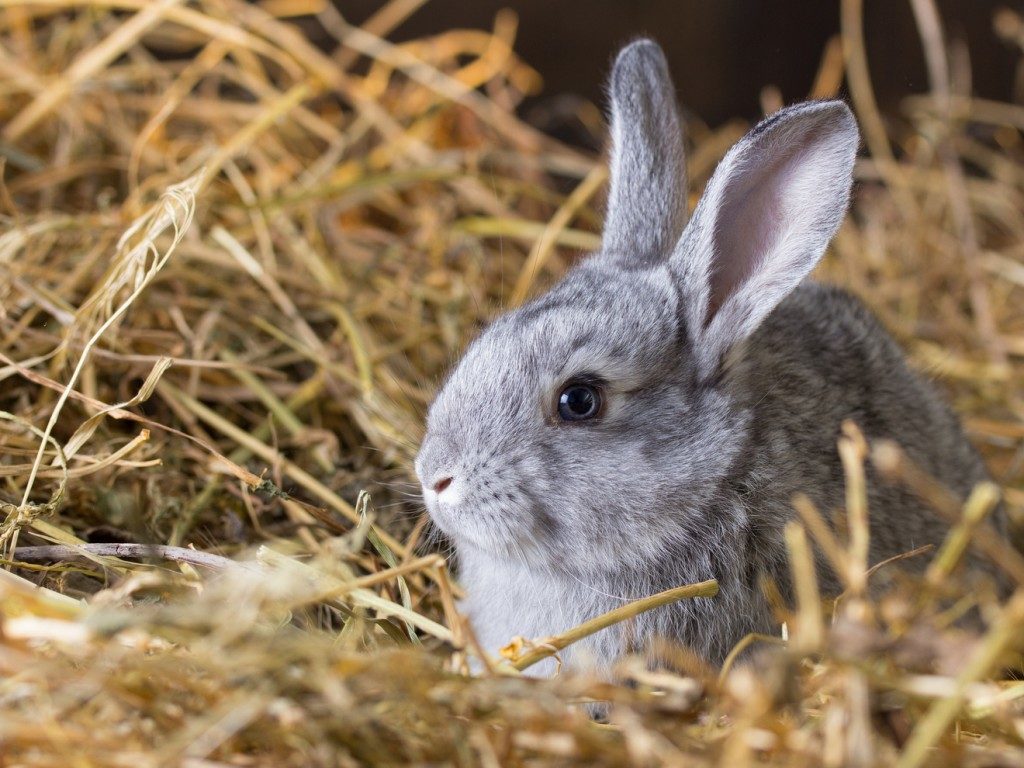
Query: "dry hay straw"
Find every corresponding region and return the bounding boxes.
[0,0,1023,765]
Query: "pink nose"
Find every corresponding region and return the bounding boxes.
[432,476,453,494]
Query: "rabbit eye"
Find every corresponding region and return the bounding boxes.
[557,383,602,422]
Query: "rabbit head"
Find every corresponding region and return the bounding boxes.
[416,39,859,578]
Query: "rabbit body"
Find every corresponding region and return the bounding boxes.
[416,39,1000,674]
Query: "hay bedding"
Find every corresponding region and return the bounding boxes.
[0,0,1023,765]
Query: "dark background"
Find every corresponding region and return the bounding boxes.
[339,1,1021,133]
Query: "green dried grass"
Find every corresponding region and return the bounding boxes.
[0,0,1023,765]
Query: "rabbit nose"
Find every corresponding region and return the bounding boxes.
[432,475,454,494]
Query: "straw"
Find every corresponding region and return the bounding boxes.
[0,1,1022,765]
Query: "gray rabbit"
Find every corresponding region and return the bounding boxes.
[415,39,1001,674]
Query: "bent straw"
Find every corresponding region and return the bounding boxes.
[507,579,718,672]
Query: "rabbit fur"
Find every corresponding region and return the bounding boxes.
[415,39,1002,675]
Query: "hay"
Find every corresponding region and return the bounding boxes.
[0,0,1023,765]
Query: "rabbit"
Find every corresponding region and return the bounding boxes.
[415,38,1003,676]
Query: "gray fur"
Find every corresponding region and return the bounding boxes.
[415,39,1002,675]
[603,39,688,264]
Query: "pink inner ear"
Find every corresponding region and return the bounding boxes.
[704,145,804,324]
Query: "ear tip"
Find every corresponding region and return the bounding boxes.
[772,99,860,148]
[616,38,666,62]
[805,99,857,127]
[817,99,857,127]
[822,101,860,153]
[610,38,670,93]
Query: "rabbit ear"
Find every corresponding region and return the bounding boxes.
[603,39,687,264]
[670,100,859,378]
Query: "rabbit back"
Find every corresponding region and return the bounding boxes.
[729,281,1002,596]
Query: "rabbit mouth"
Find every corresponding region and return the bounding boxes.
[426,495,551,562]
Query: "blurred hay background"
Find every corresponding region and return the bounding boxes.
[1,1,1023,765]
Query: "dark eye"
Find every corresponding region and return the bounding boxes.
[557,383,602,422]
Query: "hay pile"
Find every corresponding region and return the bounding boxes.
[0,1,1023,765]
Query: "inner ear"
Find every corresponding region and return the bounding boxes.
[705,149,798,322]
[702,118,847,326]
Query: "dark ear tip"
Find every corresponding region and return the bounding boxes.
[610,38,669,93]
[751,99,859,145]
